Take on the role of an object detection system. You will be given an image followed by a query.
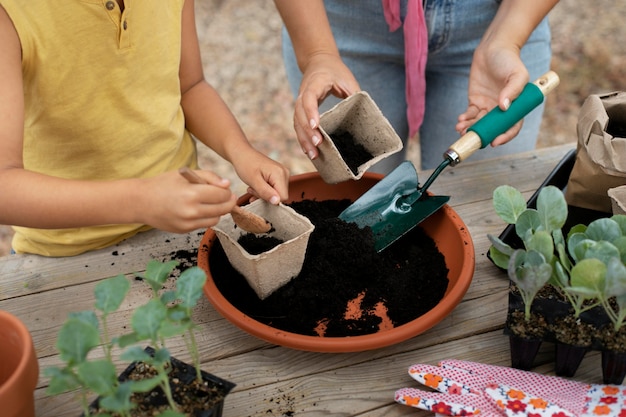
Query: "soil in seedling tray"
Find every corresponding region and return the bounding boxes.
[329,131,373,175]
[209,199,449,337]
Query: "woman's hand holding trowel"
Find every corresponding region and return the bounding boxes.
[339,71,560,252]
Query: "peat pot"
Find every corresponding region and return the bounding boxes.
[212,200,315,300]
[199,172,475,353]
[313,91,403,183]
[0,310,39,417]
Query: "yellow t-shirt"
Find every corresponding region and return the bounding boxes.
[1,0,198,256]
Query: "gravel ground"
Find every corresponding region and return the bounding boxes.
[1,0,624,256]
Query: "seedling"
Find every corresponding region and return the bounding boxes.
[44,260,207,417]
[488,184,626,327]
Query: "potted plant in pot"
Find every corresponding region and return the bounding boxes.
[44,260,235,417]
[488,184,626,383]
[0,310,39,417]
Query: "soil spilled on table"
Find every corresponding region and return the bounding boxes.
[208,199,449,337]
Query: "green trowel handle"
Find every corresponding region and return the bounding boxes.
[446,71,560,166]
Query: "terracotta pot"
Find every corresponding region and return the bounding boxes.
[199,172,475,352]
[0,310,39,417]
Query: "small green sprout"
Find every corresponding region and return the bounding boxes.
[488,184,626,329]
[44,260,207,417]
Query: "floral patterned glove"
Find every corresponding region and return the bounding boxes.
[394,359,626,416]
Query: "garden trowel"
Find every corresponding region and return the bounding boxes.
[339,71,560,252]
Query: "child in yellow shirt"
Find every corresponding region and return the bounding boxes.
[0,0,290,256]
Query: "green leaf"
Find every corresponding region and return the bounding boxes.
[487,235,514,256]
[128,376,162,393]
[95,274,130,315]
[612,236,626,264]
[570,238,595,263]
[515,209,541,243]
[68,310,99,330]
[77,360,117,396]
[99,381,134,413]
[152,347,171,365]
[160,290,177,305]
[571,258,606,294]
[131,299,167,340]
[142,260,179,294]
[175,267,207,309]
[159,319,190,339]
[586,218,622,242]
[167,305,188,321]
[536,185,568,232]
[604,257,626,298]
[567,224,587,241]
[120,346,153,363]
[526,230,554,262]
[564,286,599,298]
[582,240,621,265]
[555,238,572,272]
[116,332,143,348]
[488,245,511,270]
[508,249,552,297]
[44,367,80,395]
[551,260,569,288]
[493,185,527,224]
[612,214,626,235]
[56,318,100,365]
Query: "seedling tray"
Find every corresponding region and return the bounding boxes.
[488,148,608,269]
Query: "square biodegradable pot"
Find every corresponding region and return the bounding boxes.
[314,91,403,184]
[212,199,315,300]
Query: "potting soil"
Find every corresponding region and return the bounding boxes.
[329,131,373,175]
[209,199,449,337]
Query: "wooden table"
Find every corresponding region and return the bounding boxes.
[0,144,607,417]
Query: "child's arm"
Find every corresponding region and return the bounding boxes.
[0,5,235,233]
[178,0,289,205]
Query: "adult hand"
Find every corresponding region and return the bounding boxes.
[456,44,530,147]
[294,53,360,160]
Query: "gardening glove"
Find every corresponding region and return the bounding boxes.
[394,359,626,416]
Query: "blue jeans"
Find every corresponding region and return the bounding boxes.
[282,0,552,171]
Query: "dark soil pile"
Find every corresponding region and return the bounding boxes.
[329,131,373,174]
[209,199,449,337]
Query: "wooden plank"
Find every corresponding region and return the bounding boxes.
[6,144,597,417]
[425,144,575,206]
[34,332,606,417]
[0,228,205,301]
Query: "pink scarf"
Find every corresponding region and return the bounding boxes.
[382,0,428,137]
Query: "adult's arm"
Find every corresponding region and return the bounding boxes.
[457,0,560,146]
[273,0,360,160]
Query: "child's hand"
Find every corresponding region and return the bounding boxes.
[137,169,237,233]
[233,150,290,205]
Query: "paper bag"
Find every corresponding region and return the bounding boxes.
[565,92,626,213]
